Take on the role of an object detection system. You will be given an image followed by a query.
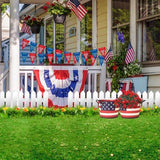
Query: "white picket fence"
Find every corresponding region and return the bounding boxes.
[0,90,160,108]
[0,91,48,108]
[68,91,160,108]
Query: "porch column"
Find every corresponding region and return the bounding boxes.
[107,0,112,49]
[9,0,20,92]
[130,0,136,54]
[0,3,2,62]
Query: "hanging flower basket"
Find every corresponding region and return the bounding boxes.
[53,14,66,24]
[30,24,41,34]
[96,99,119,118]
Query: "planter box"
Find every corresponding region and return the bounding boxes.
[97,99,119,118]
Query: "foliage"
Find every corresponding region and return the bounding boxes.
[114,90,143,109]
[0,106,99,118]
[22,15,44,27]
[43,1,71,16]
[1,4,9,13]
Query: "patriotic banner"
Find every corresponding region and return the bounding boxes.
[90,55,96,66]
[125,42,135,64]
[30,42,37,52]
[21,22,31,35]
[38,54,45,64]
[90,49,97,59]
[33,68,88,107]
[98,47,106,58]
[47,47,54,54]
[47,54,54,65]
[67,0,88,21]
[38,44,46,54]
[98,55,104,66]
[22,38,30,50]
[55,49,63,54]
[21,52,29,63]
[56,54,63,64]
[105,46,113,63]
[29,53,36,64]
[82,51,89,62]
[73,52,80,63]
[81,54,86,65]
[64,52,72,64]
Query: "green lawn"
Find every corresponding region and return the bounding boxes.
[0,115,159,160]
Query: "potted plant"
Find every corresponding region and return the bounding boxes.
[23,15,44,34]
[114,90,143,118]
[43,1,71,24]
[96,99,119,118]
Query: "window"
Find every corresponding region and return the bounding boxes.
[137,0,160,62]
[112,0,130,54]
[45,18,65,51]
[80,1,92,59]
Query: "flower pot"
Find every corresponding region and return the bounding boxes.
[30,24,41,34]
[53,14,66,24]
[96,99,119,118]
[120,105,141,119]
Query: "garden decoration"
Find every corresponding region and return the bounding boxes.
[114,90,143,118]
[43,1,71,24]
[23,15,44,34]
[96,99,119,118]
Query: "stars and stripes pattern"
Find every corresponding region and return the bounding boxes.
[149,47,156,61]
[34,68,88,108]
[67,0,88,21]
[125,42,135,64]
[105,46,113,63]
[21,22,31,35]
[120,105,141,118]
[97,100,119,118]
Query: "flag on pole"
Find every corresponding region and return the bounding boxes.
[149,47,156,61]
[105,46,113,63]
[67,0,88,21]
[125,42,135,64]
[21,23,31,35]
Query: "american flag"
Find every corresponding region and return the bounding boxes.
[120,105,141,118]
[149,47,156,61]
[98,100,119,118]
[105,46,113,63]
[67,0,87,21]
[21,22,31,35]
[125,42,135,64]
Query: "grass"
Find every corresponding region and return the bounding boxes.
[0,115,159,160]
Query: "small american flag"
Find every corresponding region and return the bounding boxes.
[125,42,135,64]
[98,100,119,118]
[67,0,87,21]
[105,46,113,63]
[149,47,156,61]
[21,22,31,35]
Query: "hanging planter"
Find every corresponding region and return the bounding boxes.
[53,14,66,24]
[30,24,41,34]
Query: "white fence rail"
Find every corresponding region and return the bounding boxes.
[68,91,160,108]
[0,90,160,108]
[0,91,48,108]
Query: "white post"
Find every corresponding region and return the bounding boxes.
[0,3,2,62]
[107,0,112,49]
[130,0,137,55]
[100,62,106,92]
[9,0,20,92]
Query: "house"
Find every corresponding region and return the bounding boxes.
[1,0,160,95]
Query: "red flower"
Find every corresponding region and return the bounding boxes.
[43,6,48,11]
[113,65,117,72]
[32,18,36,21]
[46,1,50,5]
[93,108,97,111]
[16,107,20,111]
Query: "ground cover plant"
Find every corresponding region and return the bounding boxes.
[0,106,159,160]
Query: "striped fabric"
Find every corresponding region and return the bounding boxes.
[125,42,135,64]
[21,23,31,35]
[67,0,87,21]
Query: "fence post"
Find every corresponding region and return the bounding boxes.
[87,91,91,107]
[155,91,160,106]
[74,91,79,107]
[6,91,11,107]
[43,91,48,107]
[68,91,73,107]
[0,91,4,107]
[93,91,98,108]
[80,91,85,107]
[149,91,154,107]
